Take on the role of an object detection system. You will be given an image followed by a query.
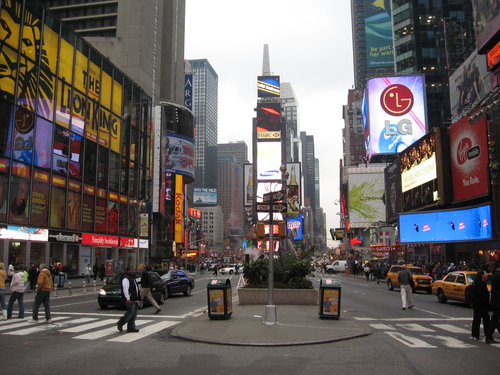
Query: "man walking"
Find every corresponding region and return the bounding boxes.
[117,265,141,333]
[485,260,500,344]
[28,264,53,323]
[138,263,161,314]
[397,264,414,310]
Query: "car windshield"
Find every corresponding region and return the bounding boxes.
[409,268,424,275]
[108,272,141,285]
[161,271,173,279]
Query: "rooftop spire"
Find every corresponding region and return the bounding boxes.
[262,44,271,75]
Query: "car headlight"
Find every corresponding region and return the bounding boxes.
[99,289,107,296]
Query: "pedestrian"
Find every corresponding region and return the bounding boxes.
[117,265,141,333]
[93,262,99,281]
[363,263,370,281]
[0,262,7,320]
[99,264,105,281]
[373,263,382,284]
[213,264,218,276]
[7,262,15,277]
[28,263,53,324]
[84,264,92,284]
[138,263,161,314]
[7,265,25,319]
[471,269,490,340]
[397,264,414,310]
[485,260,500,344]
[28,263,38,290]
[200,263,205,275]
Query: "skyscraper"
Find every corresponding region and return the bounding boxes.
[188,59,219,190]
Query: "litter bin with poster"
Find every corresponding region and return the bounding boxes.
[318,278,341,319]
[207,278,232,320]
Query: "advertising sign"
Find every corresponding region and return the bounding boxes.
[256,142,281,181]
[257,75,280,97]
[174,175,184,243]
[449,116,489,202]
[0,226,48,241]
[287,215,303,240]
[193,188,217,206]
[244,164,253,207]
[365,75,427,159]
[164,133,195,180]
[347,169,386,227]
[184,74,193,111]
[322,287,340,317]
[256,102,282,139]
[473,0,500,53]
[364,0,394,68]
[286,162,301,214]
[384,159,400,223]
[399,204,493,243]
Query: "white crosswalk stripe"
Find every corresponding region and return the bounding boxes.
[385,332,437,348]
[0,315,181,343]
[431,324,470,334]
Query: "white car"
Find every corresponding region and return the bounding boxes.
[220,264,243,275]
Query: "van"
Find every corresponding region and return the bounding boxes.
[326,260,347,274]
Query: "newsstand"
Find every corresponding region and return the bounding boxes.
[207,278,232,320]
[318,278,341,319]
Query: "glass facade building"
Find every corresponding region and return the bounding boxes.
[0,0,152,276]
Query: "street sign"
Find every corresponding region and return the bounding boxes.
[256,203,287,212]
[263,190,285,202]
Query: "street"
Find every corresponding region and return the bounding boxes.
[0,273,499,375]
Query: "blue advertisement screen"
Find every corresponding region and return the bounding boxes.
[399,204,493,243]
[287,214,303,240]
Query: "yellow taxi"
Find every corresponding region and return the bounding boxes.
[432,271,492,304]
[386,265,434,294]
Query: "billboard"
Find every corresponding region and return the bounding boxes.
[287,215,303,240]
[473,0,500,53]
[347,169,386,227]
[193,188,217,206]
[257,76,280,97]
[163,133,195,180]
[365,75,427,159]
[449,116,490,202]
[256,141,282,181]
[256,102,282,140]
[286,162,301,214]
[399,204,493,243]
[384,159,401,223]
[449,51,491,117]
[184,74,193,111]
[244,164,253,207]
[364,0,394,68]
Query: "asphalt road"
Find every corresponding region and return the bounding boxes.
[1,272,499,375]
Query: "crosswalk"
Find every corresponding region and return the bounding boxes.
[0,314,184,343]
[358,318,500,349]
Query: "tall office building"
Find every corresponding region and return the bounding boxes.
[218,142,249,167]
[41,0,186,106]
[300,132,318,248]
[189,59,219,190]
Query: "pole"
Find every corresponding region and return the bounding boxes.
[264,194,277,325]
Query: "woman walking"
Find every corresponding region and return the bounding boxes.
[7,265,25,319]
[471,269,490,340]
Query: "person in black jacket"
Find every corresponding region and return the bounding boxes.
[471,269,490,340]
[117,266,141,333]
[138,263,161,314]
[485,260,500,344]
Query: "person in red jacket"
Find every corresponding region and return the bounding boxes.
[28,264,53,324]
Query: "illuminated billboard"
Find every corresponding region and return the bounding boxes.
[347,168,386,228]
[287,215,303,240]
[257,76,280,97]
[286,162,301,214]
[384,159,401,223]
[399,204,493,243]
[449,51,491,117]
[193,188,217,206]
[364,0,394,68]
[163,133,195,180]
[449,116,490,202]
[256,141,282,181]
[365,75,427,159]
[256,102,282,140]
[473,0,500,53]
[244,164,254,207]
[400,127,450,211]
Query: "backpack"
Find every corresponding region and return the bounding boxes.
[465,284,476,303]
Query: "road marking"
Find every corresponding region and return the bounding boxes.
[107,321,179,343]
[385,332,437,348]
[369,324,396,330]
[397,323,435,332]
[422,335,475,348]
[73,320,153,340]
[1,317,73,335]
[431,324,470,334]
[353,317,470,322]
[60,319,116,333]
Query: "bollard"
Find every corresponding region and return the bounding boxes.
[93,280,96,292]
[54,283,58,297]
[68,282,73,296]
[82,281,87,294]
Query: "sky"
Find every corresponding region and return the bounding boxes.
[185,0,355,248]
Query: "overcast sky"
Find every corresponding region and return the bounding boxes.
[185,0,354,246]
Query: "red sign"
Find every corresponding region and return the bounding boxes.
[82,233,119,246]
[119,237,137,247]
[380,84,414,116]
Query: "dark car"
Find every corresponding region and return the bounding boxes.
[156,269,195,299]
[97,271,166,309]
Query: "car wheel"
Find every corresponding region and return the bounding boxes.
[99,303,108,310]
[437,289,447,303]
[184,284,192,296]
[158,292,165,305]
[327,269,334,275]
[229,270,234,275]
[387,280,394,291]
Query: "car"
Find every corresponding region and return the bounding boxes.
[97,271,166,309]
[220,264,243,275]
[157,269,195,298]
[432,271,492,304]
[386,265,434,294]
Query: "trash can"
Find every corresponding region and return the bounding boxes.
[207,278,232,320]
[318,278,341,319]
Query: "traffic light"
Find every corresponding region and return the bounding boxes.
[278,221,286,238]
[256,222,265,238]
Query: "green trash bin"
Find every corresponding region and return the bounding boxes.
[318,278,341,319]
[207,278,232,320]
